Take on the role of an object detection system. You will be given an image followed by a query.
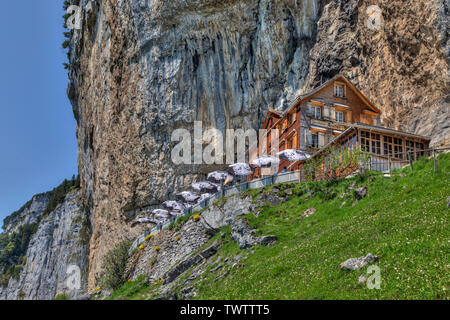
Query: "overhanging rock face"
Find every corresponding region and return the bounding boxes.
[66,0,449,290]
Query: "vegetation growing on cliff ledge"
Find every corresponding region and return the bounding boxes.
[107,153,449,300]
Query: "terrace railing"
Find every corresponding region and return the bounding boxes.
[130,147,449,251]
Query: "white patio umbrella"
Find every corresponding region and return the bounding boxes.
[277,149,311,162]
[251,155,280,168]
[176,191,201,203]
[151,209,170,219]
[197,193,212,204]
[228,163,255,176]
[136,217,159,224]
[207,171,234,184]
[192,181,220,193]
[162,200,185,212]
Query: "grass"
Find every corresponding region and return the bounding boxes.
[109,154,450,300]
[107,275,150,300]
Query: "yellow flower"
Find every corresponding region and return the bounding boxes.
[128,279,132,283]
[96,286,101,292]
[193,214,201,221]
[145,234,154,241]
[139,244,145,250]
[154,246,161,252]
[176,236,180,240]
[154,282,158,286]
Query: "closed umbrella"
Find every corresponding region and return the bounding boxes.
[251,155,280,168]
[277,149,311,162]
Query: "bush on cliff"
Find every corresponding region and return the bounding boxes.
[100,241,132,290]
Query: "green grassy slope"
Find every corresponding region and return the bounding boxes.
[112,153,450,300]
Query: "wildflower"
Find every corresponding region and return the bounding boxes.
[145,234,154,241]
[128,279,132,283]
[96,286,102,292]
[176,236,180,240]
[139,244,145,250]
[193,214,201,221]
[154,246,161,252]
[154,282,158,286]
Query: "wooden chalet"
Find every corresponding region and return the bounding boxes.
[251,74,430,178]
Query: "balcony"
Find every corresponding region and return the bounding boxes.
[309,117,350,132]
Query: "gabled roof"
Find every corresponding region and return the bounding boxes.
[262,109,282,129]
[263,74,382,131]
[287,74,381,117]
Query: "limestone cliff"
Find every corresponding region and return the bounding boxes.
[65,0,449,290]
[0,191,89,300]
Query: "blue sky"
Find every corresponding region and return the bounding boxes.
[0,1,78,225]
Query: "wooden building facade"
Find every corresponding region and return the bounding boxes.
[251,74,430,178]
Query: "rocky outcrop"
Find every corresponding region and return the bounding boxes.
[66,0,449,289]
[127,194,252,283]
[304,0,449,147]
[2,193,50,234]
[122,193,277,299]
[231,219,277,249]
[340,253,379,271]
[0,191,89,300]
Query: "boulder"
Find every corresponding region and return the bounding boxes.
[256,193,283,206]
[301,208,316,218]
[340,253,379,271]
[231,219,255,249]
[355,187,367,199]
[256,235,278,246]
[231,219,277,249]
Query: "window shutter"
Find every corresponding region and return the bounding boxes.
[306,130,313,146]
[323,105,330,119]
[347,110,352,123]
[330,108,336,121]
[318,132,325,147]
[306,102,313,116]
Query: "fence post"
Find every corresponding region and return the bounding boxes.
[408,151,413,172]
[433,149,437,172]
[388,154,391,176]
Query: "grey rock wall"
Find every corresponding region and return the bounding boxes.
[0,191,89,300]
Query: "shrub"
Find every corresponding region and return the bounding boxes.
[99,241,131,290]
[54,293,69,300]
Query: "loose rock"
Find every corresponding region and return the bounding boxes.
[340,253,379,271]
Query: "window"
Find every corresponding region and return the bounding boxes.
[335,84,345,98]
[383,136,393,156]
[406,140,425,160]
[313,106,321,119]
[335,111,344,123]
[393,138,403,159]
[360,131,381,155]
[311,133,319,148]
